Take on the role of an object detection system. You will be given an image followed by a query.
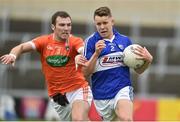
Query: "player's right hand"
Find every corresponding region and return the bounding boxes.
[95,40,106,55]
[75,54,87,70]
[75,54,87,66]
[0,54,16,66]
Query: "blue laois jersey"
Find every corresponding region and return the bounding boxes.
[84,29,132,100]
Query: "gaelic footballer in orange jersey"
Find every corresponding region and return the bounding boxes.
[0,11,92,121]
[32,34,88,97]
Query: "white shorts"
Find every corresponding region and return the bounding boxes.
[94,86,133,121]
[50,86,92,121]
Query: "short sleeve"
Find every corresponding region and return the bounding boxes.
[128,37,133,45]
[32,36,47,53]
[74,38,84,50]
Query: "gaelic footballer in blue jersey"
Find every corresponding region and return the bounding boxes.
[82,6,153,121]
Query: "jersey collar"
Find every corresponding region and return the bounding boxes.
[103,35,115,43]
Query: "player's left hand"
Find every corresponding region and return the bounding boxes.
[133,46,153,64]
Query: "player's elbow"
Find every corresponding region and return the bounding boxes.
[135,69,144,74]
[82,69,90,78]
[81,68,91,78]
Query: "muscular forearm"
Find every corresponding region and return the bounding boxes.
[135,61,151,74]
[10,44,24,58]
[82,39,105,77]
[10,42,34,58]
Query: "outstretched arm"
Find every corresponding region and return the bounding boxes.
[0,41,35,66]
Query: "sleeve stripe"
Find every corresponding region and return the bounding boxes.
[84,33,95,56]
[29,41,36,50]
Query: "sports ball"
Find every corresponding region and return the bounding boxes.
[123,44,145,69]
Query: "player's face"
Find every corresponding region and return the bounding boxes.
[94,15,114,39]
[52,16,72,41]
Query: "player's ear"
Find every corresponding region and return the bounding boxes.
[51,24,55,31]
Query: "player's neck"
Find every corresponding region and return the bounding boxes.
[53,34,66,42]
[103,32,114,40]
[103,35,115,43]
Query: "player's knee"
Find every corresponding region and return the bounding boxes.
[118,114,132,121]
[72,116,83,121]
[72,114,87,121]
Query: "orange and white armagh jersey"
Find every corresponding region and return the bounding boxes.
[32,34,88,97]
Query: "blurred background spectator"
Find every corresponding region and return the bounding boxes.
[0,95,17,120]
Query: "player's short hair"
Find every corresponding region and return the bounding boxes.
[51,11,71,25]
[94,6,112,19]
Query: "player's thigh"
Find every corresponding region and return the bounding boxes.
[115,99,133,120]
[71,100,90,120]
[70,86,92,120]
[50,99,71,121]
[94,100,116,121]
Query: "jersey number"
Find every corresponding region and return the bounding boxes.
[110,46,115,51]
